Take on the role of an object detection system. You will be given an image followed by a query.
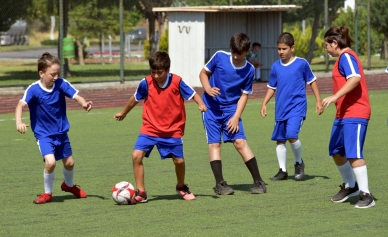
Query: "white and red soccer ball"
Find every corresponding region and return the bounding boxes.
[111,181,136,205]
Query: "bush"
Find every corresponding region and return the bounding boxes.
[40,39,58,46]
[159,28,168,52]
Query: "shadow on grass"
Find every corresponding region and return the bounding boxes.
[52,194,107,202]
[148,193,220,202]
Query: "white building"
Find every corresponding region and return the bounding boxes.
[153,5,301,87]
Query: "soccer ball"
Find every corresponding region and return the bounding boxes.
[111,181,136,205]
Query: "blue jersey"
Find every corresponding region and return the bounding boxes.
[338,53,361,78]
[268,57,316,121]
[202,51,254,112]
[20,78,78,139]
[385,66,388,74]
[134,73,195,101]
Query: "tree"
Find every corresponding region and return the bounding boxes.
[134,0,173,55]
[0,0,31,32]
[370,0,388,59]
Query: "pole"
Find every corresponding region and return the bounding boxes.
[324,0,329,72]
[229,0,232,6]
[59,0,64,78]
[367,0,371,70]
[119,0,124,84]
[355,0,358,54]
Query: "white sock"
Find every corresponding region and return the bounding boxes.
[353,165,370,193]
[276,144,287,172]
[290,140,302,164]
[337,162,355,188]
[44,171,55,194]
[63,167,74,187]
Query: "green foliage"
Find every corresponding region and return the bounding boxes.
[370,0,388,39]
[159,28,168,52]
[143,39,150,59]
[284,24,325,58]
[40,39,58,46]
[0,0,31,32]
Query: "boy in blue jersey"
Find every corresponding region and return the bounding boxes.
[199,33,267,195]
[260,32,323,181]
[385,66,388,73]
[15,53,93,204]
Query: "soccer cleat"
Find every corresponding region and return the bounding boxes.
[251,180,267,194]
[33,193,52,204]
[61,182,87,198]
[331,183,359,203]
[133,190,148,203]
[215,181,234,195]
[176,184,196,200]
[294,161,305,181]
[270,169,288,181]
[354,191,375,209]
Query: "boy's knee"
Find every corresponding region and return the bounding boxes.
[233,139,246,149]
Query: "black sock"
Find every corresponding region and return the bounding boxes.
[245,157,263,182]
[210,160,224,184]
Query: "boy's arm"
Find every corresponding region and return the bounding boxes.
[114,96,139,121]
[309,81,324,115]
[322,76,360,108]
[192,93,207,112]
[226,93,249,133]
[74,94,93,112]
[199,68,220,97]
[260,88,275,118]
[15,101,29,134]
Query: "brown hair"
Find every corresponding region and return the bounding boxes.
[324,26,353,49]
[149,51,170,70]
[37,52,60,73]
[230,33,250,54]
[277,32,294,47]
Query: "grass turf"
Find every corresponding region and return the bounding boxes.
[0,91,387,236]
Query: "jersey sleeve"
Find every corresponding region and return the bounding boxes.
[304,60,317,84]
[267,63,278,89]
[134,78,148,101]
[179,79,196,100]
[60,79,79,99]
[204,51,220,73]
[338,53,361,80]
[20,84,36,104]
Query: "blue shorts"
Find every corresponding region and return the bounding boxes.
[134,134,184,159]
[37,133,72,161]
[271,117,304,141]
[329,118,368,159]
[202,109,246,144]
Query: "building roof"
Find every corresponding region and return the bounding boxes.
[153,5,302,12]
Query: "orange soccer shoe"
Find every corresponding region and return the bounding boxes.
[33,193,52,204]
[61,182,87,198]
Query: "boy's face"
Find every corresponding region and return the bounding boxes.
[231,51,249,66]
[277,43,294,61]
[39,64,60,88]
[151,68,169,82]
[253,46,260,53]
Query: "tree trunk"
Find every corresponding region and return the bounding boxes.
[63,0,71,77]
[147,12,156,55]
[99,39,105,65]
[305,13,320,64]
[385,38,387,60]
[76,39,84,65]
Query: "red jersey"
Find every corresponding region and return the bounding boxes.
[140,74,186,138]
[332,49,371,119]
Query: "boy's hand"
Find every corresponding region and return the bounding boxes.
[322,95,338,109]
[83,101,93,112]
[198,104,207,112]
[206,87,220,97]
[114,112,126,121]
[16,123,29,134]
[260,105,267,118]
[316,101,324,115]
[226,117,239,134]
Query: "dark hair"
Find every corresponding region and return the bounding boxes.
[252,42,261,48]
[277,32,294,47]
[230,33,250,54]
[38,52,60,73]
[149,51,170,70]
[324,26,353,49]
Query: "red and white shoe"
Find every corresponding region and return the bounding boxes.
[33,193,52,204]
[61,182,87,198]
[176,184,196,200]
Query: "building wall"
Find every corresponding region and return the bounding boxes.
[169,12,205,87]
[205,11,282,82]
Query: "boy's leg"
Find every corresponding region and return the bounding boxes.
[209,143,234,195]
[351,159,375,208]
[331,154,359,203]
[271,121,288,180]
[172,157,196,200]
[61,156,87,198]
[132,150,146,191]
[34,154,56,204]
[287,117,305,181]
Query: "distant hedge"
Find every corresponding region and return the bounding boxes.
[41,39,58,46]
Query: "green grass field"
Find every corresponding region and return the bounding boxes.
[1,92,387,236]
